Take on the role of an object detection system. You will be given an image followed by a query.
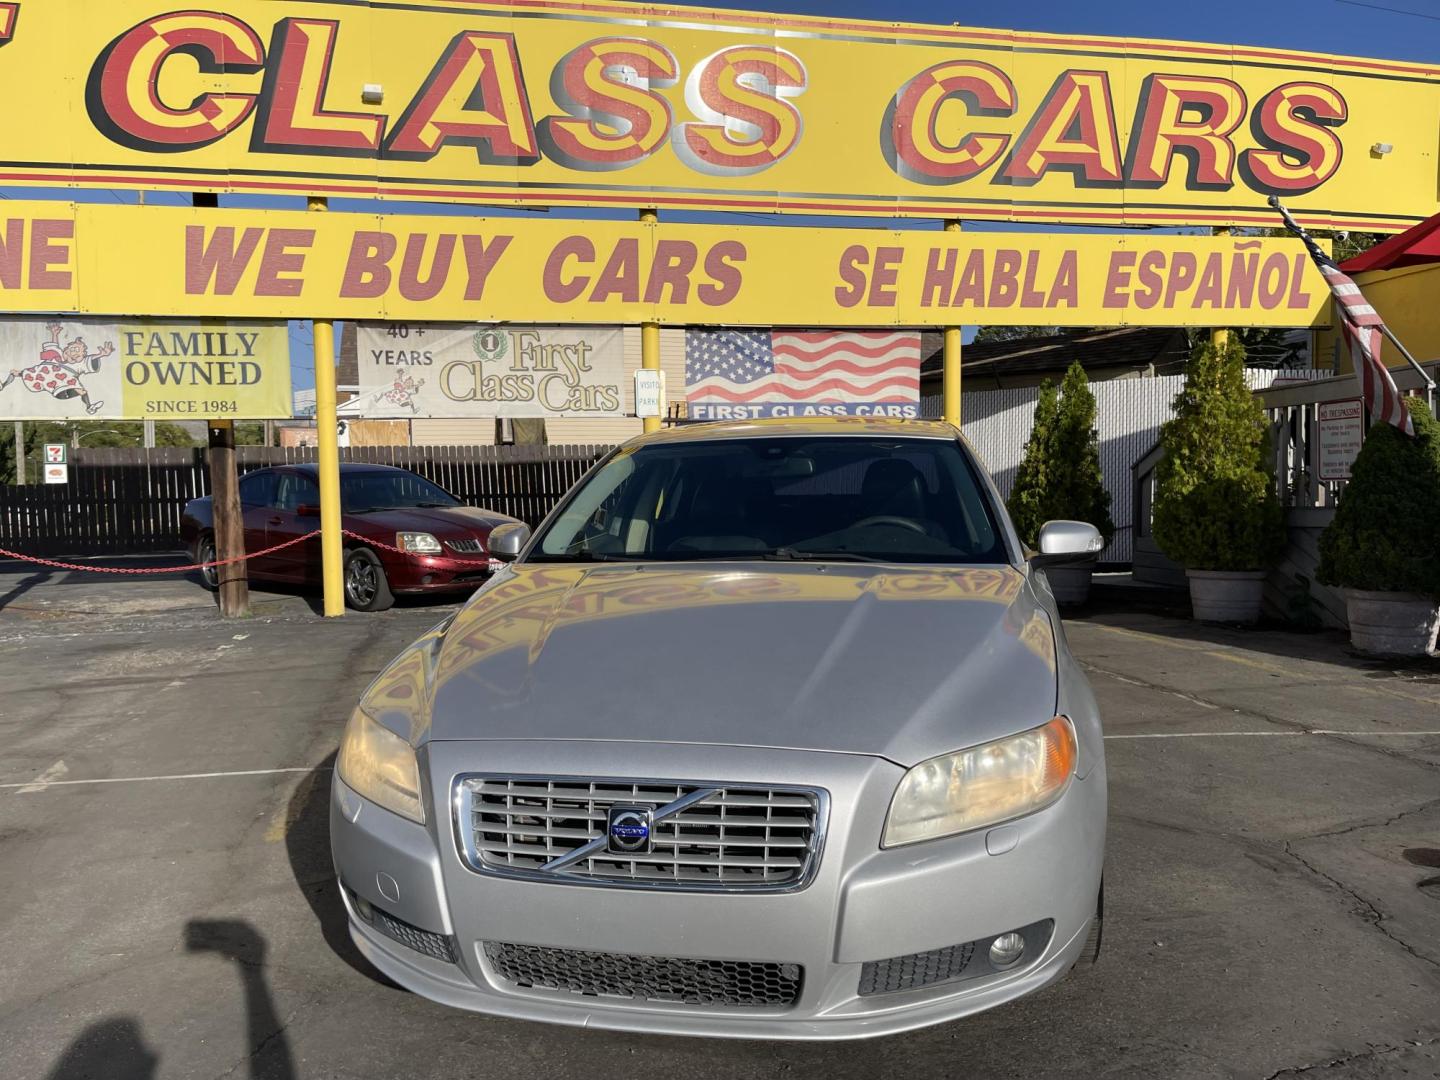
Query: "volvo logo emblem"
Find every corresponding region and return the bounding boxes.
[607,806,652,854]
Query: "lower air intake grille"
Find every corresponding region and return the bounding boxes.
[484,941,803,1008]
[860,942,975,995]
[859,919,1055,997]
[357,898,452,967]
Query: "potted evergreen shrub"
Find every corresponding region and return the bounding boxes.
[1009,362,1115,604]
[1317,397,1440,656]
[1152,337,1284,623]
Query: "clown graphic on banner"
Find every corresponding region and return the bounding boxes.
[0,322,114,414]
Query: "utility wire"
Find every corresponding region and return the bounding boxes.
[1336,0,1440,19]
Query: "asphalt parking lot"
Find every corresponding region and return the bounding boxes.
[1,566,1438,1079]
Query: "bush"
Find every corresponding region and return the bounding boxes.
[1318,397,1440,598]
[1008,361,1115,549]
[1152,337,1284,570]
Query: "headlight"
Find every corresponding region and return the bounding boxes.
[337,708,425,823]
[397,531,442,554]
[883,717,1077,847]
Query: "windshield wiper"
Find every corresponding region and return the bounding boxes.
[757,547,889,563]
[528,550,627,562]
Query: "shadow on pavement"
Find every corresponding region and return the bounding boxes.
[185,919,297,1080]
[284,753,399,988]
[0,567,53,612]
[44,1018,160,1080]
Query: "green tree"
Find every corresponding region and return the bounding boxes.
[1318,398,1440,598]
[1007,379,1059,548]
[1007,362,1114,549]
[1151,337,1284,570]
[973,325,1066,345]
[2,421,195,484]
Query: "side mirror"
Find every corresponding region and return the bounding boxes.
[487,521,531,562]
[1031,520,1103,568]
[295,503,319,518]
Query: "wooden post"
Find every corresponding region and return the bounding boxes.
[192,191,248,616]
[943,220,963,427]
[208,419,250,617]
[639,208,662,434]
[12,421,23,485]
[309,196,345,617]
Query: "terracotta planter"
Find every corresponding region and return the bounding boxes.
[1340,589,1440,657]
[1044,565,1094,606]
[1186,569,1267,624]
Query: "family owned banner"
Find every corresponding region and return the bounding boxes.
[0,317,291,420]
[351,323,625,418]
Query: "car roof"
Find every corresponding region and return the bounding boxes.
[625,416,960,446]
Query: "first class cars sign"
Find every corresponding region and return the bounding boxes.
[0,1,1435,230]
[350,323,624,418]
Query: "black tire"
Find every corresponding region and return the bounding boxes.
[1076,880,1104,968]
[344,547,394,612]
[197,534,219,591]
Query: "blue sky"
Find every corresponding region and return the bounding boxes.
[720,0,1438,64]
[17,1,1435,391]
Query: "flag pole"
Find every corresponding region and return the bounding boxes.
[1268,196,1434,389]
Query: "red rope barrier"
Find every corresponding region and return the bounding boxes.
[0,529,499,575]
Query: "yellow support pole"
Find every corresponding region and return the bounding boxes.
[943,220,963,428]
[309,196,345,617]
[1212,227,1231,349]
[640,208,662,433]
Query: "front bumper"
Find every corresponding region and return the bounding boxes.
[380,551,498,594]
[330,740,1106,1040]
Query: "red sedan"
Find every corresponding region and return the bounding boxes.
[180,463,521,611]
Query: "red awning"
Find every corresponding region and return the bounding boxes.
[1340,213,1440,273]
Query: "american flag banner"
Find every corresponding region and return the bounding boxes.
[685,330,921,421]
[1269,197,1414,436]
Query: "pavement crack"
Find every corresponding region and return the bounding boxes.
[1297,795,1440,842]
[1265,1036,1440,1078]
[1284,841,1440,971]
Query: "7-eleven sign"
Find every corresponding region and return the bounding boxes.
[44,443,67,465]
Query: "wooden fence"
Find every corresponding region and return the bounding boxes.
[0,444,612,557]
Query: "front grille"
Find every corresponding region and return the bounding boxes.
[455,775,826,891]
[446,538,485,554]
[484,941,803,1007]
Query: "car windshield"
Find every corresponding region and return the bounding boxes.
[532,436,1008,564]
[341,472,460,513]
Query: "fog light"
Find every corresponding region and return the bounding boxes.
[989,932,1025,968]
[353,895,374,923]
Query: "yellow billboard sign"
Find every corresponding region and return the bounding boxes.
[0,316,292,420]
[0,201,1328,328]
[0,2,1434,230]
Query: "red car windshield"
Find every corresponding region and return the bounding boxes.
[341,472,460,513]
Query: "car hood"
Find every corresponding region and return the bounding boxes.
[366,562,1059,766]
[344,505,518,537]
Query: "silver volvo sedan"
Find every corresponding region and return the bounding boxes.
[330,418,1107,1040]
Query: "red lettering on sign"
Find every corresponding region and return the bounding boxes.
[339,231,396,298]
[254,228,314,297]
[87,13,265,153]
[185,226,264,295]
[252,19,385,155]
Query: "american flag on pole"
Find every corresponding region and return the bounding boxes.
[685,330,921,421]
[1270,197,1414,436]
